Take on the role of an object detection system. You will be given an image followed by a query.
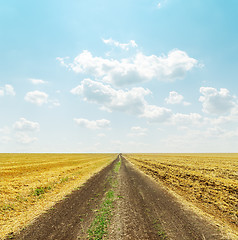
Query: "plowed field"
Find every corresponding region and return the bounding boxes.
[125,153,238,234]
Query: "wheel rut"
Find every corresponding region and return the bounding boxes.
[111,156,224,240]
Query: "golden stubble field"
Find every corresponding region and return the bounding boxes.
[0,153,116,239]
[125,153,238,234]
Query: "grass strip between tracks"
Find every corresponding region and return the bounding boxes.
[113,158,121,173]
[87,159,121,240]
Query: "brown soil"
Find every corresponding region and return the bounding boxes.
[9,155,226,240]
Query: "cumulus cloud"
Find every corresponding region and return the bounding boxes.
[24,90,48,106]
[0,84,16,96]
[24,91,59,108]
[204,114,238,126]
[102,38,138,51]
[171,113,203,125]
[29,78,47,85]
[59,49,198,86]
[141,105,172,122]
[74,118,111,130]
[5,84,16,96]
[0,119,39,145]
[165,91,191,106]
[13,118,40,132]
[71,78,150,115]
[205,126,226,138]
[15,132,37,144]
[56,56,70,67]
[165,91,184,104]
[128,126,148,136]
[71,78,172,122]
[199,87,236,115]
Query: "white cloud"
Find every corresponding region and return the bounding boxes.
[128,126,147,136]
[0,119,40,145]
[48,99,60,107]
[0,126,11,134]
[205,126,226,137]
[13,118,40,132]
[0,84,16,96]
[199,125,238,139]
[71,79,172,123]
[74,118,111,130]
[59,49,198,87]
[204,114,238,126]
[224,128,238,138]
[102,38,138,51]
[199,87,236,115]
[141,105,172,122]
[98,133,106,137]
[71,78,151,115]
[0,136,11,144]
[171,113,203,126]
[0,127,11,143]
[183,101,191,106]
[5,84,16,96]
[15,132,37,144]
[29,78,47,85]
[24,90,48,106]
[56,56,70,67]
[24,91,59,108]
[165,91,191,106]
[165,91,184,104]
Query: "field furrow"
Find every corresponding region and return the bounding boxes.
[125,153,238,232]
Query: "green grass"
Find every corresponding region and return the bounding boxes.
[32,186,52,196]
[87,160,121,239]
[113,160,121,173]
[117,195,124,199]
[87,190,115,240]
[60,176,69,183]
[153,220,167,239]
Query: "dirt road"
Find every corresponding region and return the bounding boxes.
[10,155,224,240]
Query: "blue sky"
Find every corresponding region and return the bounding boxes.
[1,0,238,152]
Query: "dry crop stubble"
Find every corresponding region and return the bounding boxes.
[125,153,238,237]
[0,153,116,239]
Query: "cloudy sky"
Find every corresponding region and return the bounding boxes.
[1,0,238,153]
